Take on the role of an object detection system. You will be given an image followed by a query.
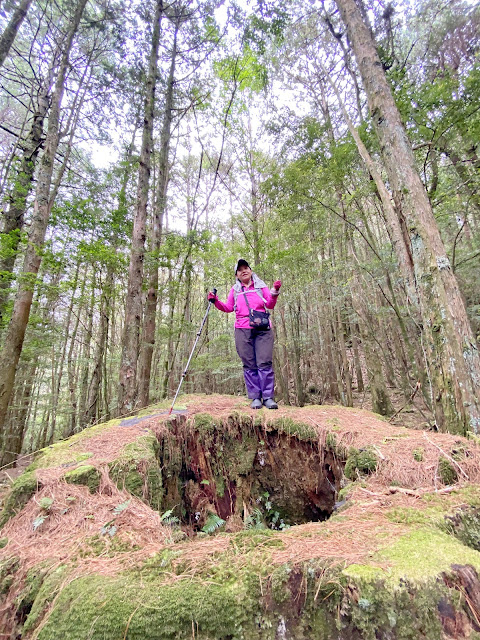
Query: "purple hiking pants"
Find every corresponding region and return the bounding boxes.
[234,328,275,400]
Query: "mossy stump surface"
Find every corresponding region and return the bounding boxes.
[2,395,480,638]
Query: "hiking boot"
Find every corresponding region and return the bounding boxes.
[263,398,278,410]
[250,398,263,410]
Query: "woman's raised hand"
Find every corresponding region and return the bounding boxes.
[273,280,282,291]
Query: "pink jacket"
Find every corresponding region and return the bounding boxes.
[214,277,279,329]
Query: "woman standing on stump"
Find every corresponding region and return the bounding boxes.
[208,259,282,409]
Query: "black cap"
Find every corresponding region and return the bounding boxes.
[235,259,250,273]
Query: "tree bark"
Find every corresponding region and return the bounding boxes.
[77,280,95,429]
[118,0,163,414]
[335,0,480,434]
[0,0,88,438]
[0,87,49,323]
[64,266,89,438]
[322,63,418,306]
[0,0,33,68]
[85,268,112,424]
[138,20,178,408]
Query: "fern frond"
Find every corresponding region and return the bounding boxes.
[201,513,225,534]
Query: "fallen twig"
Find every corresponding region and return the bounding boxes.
[388,485,459,497]
[388,486,421,497]
[423,433,469,480]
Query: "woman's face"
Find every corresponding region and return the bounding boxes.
[236,266,252,285]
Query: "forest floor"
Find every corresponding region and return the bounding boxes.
[1,394,480,638]
[1,393,477,569]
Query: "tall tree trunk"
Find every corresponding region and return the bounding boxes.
[0,0,33,68]
[322,64,418,306]
[0,87,49,323]
[0,0,88,439]
[351,280,394,416]
[289,302,306,407]
[118,0,163,414]
[351,325,364,392]
[85,268,112,424]
[0,355,36,466]
[77,278,95,429]
[64,267,89,438]
[335,0,480,434]
[335,306,353,406]
[44,262,80,444]
[138,21,177,408]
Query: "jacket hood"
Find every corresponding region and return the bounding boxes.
[233,272,266,291]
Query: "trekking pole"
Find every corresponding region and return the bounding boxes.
[168,288,217,415]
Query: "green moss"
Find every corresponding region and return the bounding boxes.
[435,484,480,507]
[339,572,445,640]
[215,475,225,498]
[230,528,282,553]
[438,456,458,485]
[442,506,480,551]
[34,562,262,640]
[270,565,292,603]
[376,529,480,583]
[108,433,163,511]
[222,434,258,478]
[78,534,140,559]
[337,482,354,503]
[344,448,377,480]
[308,608,335,640]
[0,471,39,527]
[0,537,8,548]
[325,432,337,450]
[253,413,263,427]
[64,465,101,493]
[272,417,317,440]
[25,420,119,472]
[15,562,53,619]
[0,556,19,594]
[194,413,217,433]
[142,548,184,573]
[386,507,431,526]
[23,565,69,633]
[342,564,387,582]
[26,450,91,473]
[145,464,163,511]
[412,448,424,462]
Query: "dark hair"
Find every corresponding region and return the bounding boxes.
[235,259,250,273]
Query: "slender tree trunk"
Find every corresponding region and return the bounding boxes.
[77,279,95,429]
[322,63,418,306]
[351,325,364,392]
[45,262,80,443]
[15,355,38,452]
[335,0,480,434]
[0,0,88,439]
[86,268,112,424]
[278,307,293,404]
[64,268,89,438]
[0,0,33,68]
[289,302,306,407]
[351,282,394,416]
[437,138,480,216]
[335,306,353,406]
[0,87,49,323]
[118,0,163,414]
[0,355,36,466]
[138,22,177,407]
